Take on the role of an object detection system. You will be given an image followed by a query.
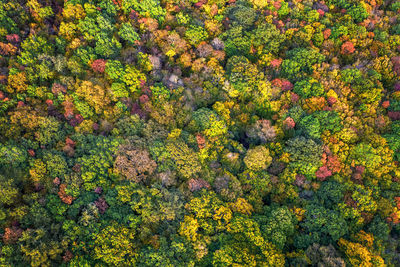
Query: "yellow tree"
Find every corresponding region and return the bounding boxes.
[93,222,137,266]
[74,80,111,115]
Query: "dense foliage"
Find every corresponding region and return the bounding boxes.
[0,0,400,266]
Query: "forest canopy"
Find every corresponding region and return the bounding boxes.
[0,0,400,266]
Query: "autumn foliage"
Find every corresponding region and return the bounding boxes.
[0,0,399,266]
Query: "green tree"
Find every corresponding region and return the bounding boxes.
[250,23,284,55]
[285,137,323,177]
[227,1,257,30]
[119,23,140,45]
[122,0,166,22]
[259,206,296,250]
[95,32,122,58]
[0,143,27,168]
[74,135,120,191]
[224,216,285,266]
[185,25,209,46]
[293,78,324,98]
[105,60,125,81]
[347,4,369,23]
[137,236,196,266]
[314,181,345,208]
[297,109,342,141]
[384,121,400,161]
[347,143,382,175]
[281,48,325,81]
[297,115,321,140]
[113,114,144,137]
[295,204,348,249]
[222,26,251,58]
[314,111,343,133]
[225,55,260,97]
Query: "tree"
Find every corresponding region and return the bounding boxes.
[35,117,63,147]
[338,235,385,267]
[297,115,321,140]
[185,25,209,46]
[250,23,284,55]
[137,235,196,266]
[213,173,243,201]
[225,216,285,266]
[347,4,369,23]
[347,143,382,176]
[225,55,260,97]
[243,146,272,172]
[105,60,125,81]
[93,221,137,266]
[227,1,257,30]
[221,26,252,58]
[212,239,267,267]
[314,181,345,208]
[284,137,323,177]
[5,71,28,93]
[116,184,185,238]
[189,108,219,132]
[43,151,68,179]
[315,111,343,133]
[18,35,53,66]
[293,78,324,98]
[122,0,166,22]
[114,145,157,183]
[281,48,325,81]
[246,120,276,143]
[295,204,348,249]
[384,121,400,161]
[75,135,120,191]
[368,216,390,242]
[74,80,110,116]
[0,143,27,168]
[150,84,170,105]
[113,114,144,137]
[166,141,201,179]
[259,206,296,250]
[0,174,18,206]
[119,23,140,45]
[123,65,146,94]
[305,243,345,267]
[95,33,122,59]
[350,185,378,214]
[19,228,64,267]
